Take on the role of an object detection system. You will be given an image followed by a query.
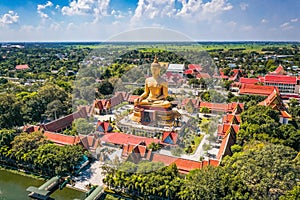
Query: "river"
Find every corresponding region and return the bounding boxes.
[0,169,86,200]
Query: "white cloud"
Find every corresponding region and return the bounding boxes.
[61,0,110,22]
[280,22,293,30]
[62,0,94,16]
[261,19,268,23]
[37,1,53,19]
[112,10,125,19]
[291,18,298,22]
[227,21,237,28]
[177,0,202,17]
[239,2,248,11]
[202,0,233,13]
[177,0,233,22]
[131,0,175,23]
[0,11,19,25]
[131,0,233,24]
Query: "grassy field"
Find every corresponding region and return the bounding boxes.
[76,42,298,54]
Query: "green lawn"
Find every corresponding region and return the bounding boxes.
[192,135,204,154]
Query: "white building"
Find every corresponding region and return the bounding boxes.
[166,63,185,75]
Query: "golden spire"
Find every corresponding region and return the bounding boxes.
[153,55,158,63]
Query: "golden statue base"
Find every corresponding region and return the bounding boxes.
[131,106,181,127]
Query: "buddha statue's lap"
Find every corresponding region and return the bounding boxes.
[137,99,171,108]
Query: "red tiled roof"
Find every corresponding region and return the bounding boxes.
[41,107,88,132]
[15,64,29,70]
[222,114,241,124]
[217,124,239,138]
[209,159,220,167]
[259,88,282,107]
[200,102,244,113]
[128,95,139,103]
[280,111,292,118]
[44,131,80,145]
[94,100,103,110]
[270,65,286,75]
[181,98,200,108]
[122,144,135,157]
[213,69,229,79]
[134,145,147,157]
[229,69,243,81]
[151,153,219,174]
[196,72,211,79]
[96,121,113,133]
[217,132,232,160]
[259,89,292,118]
[239,77,260,84]
[184,69,194,75]
[94,99,111,110]
[110,93,124,107]
[188,64,202,71]
[122,143,148,158]
[101,132,160,146]
[172,158,202,174]
[80,134,99,151]
[239,83,277,96]
[151,153,177,165]
[200,102,227,112]
[263,75,297,84]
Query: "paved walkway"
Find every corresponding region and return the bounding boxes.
[72,160,105,192]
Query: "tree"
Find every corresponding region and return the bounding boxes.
[222,143,299,199]
[0,77,8,84]
[266,59,276,71]
[179,166,249,200]
[10,131,48,163]
[239,105,299,150]
[73,118,94,135]
[280,186,300,200]
[0,93,23,128]
[132,87,144,95]
[0,129,16,147]
[200,106,210,114]
[22,83,70,123]
[45,100,64,120]
[97,80,114,95]
[147,142,161,151]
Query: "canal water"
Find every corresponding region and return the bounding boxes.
[0,169,86,200]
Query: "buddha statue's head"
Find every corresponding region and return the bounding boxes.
[151,56,161,78]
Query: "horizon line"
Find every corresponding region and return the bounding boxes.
[1,40,300,43]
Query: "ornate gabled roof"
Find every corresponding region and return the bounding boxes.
[162,131,178,145]
[222,114,241,124]
[270,65,286,75]
[96,121,113,133]
[259,88,292,118]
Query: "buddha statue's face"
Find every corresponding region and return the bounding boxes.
[151,66,160,78]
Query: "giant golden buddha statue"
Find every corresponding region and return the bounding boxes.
[131,57,179,125]
[134,57,171,108]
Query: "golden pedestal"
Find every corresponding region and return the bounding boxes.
[131,106,181,127]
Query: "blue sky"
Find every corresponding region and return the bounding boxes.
[0,0,299,41]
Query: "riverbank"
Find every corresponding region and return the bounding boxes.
[0,159,105,194]
[0,169,85,200]
[0,164,46,180]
